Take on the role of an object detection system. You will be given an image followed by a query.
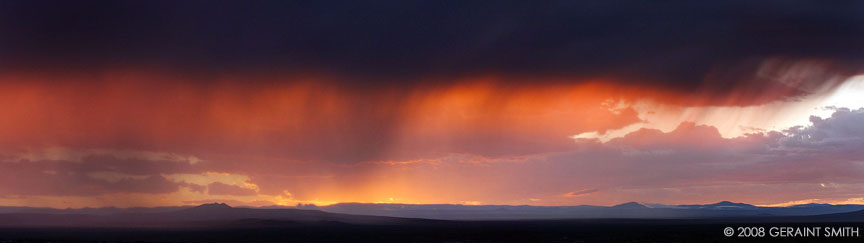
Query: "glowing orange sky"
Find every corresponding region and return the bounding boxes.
[5,0,864,211]
[0,67,863,208]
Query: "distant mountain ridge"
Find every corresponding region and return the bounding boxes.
[0,201,863,223]
[0,203,429,228]
[674,201,757,209]
[318,201,864,220]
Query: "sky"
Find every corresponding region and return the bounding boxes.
[1,0,864,208]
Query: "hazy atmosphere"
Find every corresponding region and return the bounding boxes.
[2,0,864,209]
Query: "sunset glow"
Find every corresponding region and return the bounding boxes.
[2,1,864,211]
[0,67,862,209]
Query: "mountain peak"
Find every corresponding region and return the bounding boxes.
[708,201,754,207]
[194,203,232,210]
[612,202,648,209]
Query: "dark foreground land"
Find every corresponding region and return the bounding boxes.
[0,204,862,242]
[0,220,862,243]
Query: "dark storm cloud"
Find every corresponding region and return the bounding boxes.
[1,0,863,90]
[0,149,205,196]
[0,164,182,196]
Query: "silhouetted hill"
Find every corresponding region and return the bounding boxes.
[0,203,430,228]
[190,202,232,210]
[611,202,648,209]
[677,201,755,209]
[709,201,755,207]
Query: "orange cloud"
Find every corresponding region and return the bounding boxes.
[563,189,599,198]
[207,182,258,196]
[0,67,860,208]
